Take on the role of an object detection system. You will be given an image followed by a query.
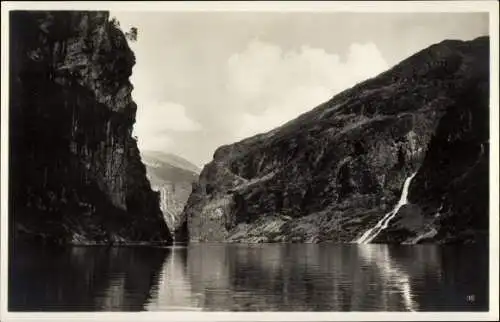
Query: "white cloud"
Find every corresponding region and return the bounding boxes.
[111,11,487,167]
[226,39,389,140]
[234,85,332,140]
[133,101,202,151]
[135,101,202,133]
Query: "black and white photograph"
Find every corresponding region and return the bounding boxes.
[1,1,498,321]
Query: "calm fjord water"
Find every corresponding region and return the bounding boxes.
[9,243,488,312]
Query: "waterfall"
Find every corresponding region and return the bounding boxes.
[161,186,177,227]
[355,172,417,244]
[152,185,178,241]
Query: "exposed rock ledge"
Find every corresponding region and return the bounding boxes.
[181,36,489,244]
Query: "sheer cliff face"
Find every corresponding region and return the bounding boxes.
[9,11,172,244]
[183,37,489,244]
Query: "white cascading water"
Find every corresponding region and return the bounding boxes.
[355,172,417,244]
[155,186,177,238]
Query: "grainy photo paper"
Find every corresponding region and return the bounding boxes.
[1,1,499,322]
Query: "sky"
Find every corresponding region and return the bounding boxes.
[111,11,489,168]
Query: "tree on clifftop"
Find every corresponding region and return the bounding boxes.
[125,27,138,42]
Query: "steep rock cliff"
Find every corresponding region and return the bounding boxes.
[9,11,172,244]
[182,36,489,244]
[142,151,199,237]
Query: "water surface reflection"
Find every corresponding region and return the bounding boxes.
[10,243,488,311]
[9,245,168,311]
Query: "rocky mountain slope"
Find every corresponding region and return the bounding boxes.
[141,151,199,237]
[9,11,172,245]
[182,36,489,244]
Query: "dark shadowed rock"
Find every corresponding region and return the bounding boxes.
[181,36,489,244]
[9,11,172,245]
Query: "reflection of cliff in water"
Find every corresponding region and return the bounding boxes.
[184,244,405,311]
[356,245,435,311]
[9,243,488,311]
[9,245,168,311]
[146,247,203,311]
[185,244,488,311]
[358,244,488,312]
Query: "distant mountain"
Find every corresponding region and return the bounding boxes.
[141,151,199,236]
[181,36,489,244]
[142,151,201,174]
